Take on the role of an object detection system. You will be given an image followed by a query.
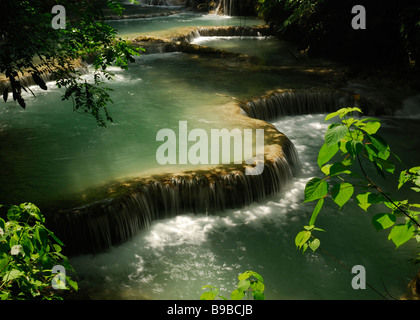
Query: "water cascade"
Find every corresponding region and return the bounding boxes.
[0,61,89,96]
[43,95,301,254]
[240,89,357,121]
[44,86,374,254]
[3,10,419,299]
[240,88,396,121]
[174,25,272,43]
[140,0,186,6]
[46,147,299,254]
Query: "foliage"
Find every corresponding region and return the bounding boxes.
[295,107,420,263]
[0,0,143,127]
[256,0,420,68]
[200,270,265,300]
[0,203,77,300]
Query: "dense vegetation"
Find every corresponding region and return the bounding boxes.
[256,0,420,71]
[296,108,420,265]
[0,0,141,126]
[0,203,77,299]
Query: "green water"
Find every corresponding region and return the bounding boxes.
[1,12,418,300]
[0,33,324,205]
[107,12,262,38]
[70,113,420,300]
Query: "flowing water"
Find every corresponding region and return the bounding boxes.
[106,12,262,38]
[69,113,420,300]
[1,12,419,299]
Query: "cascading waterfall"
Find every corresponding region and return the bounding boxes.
[44,86,369,255]
[0,62,89,96]
[173,25,272,43]
[140,0,185,6]
[184,0,254,16]
[46,148,300,254]
[223,0,237,16]
[132,25,272,55]
[240,89,367,121]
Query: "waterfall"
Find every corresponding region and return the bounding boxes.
[132,25,273,55]
[174,25,272,43]
[0,62,89,96]
[46,147,300,254]
[240,89,362,121]
[140,0,185,6]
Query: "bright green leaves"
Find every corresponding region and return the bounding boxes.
[200,285,226,300]
[201,271,265,300]
[356,192,374,211]
[366,133,389,158]
[309,238,321,252]
[398,166,420,192]
[298,107,420,259]
[232,271,265,300]
[295,230,311,249]
[304,178,329,203]
[324,107,363,121]
[325,123,348,146]
[2,1,142,127]
[388,223,416,248]
[0,203,77,300]
[317,142,339,167]
[7,202,44,223]
[295,227,322,254]
[372,213,396,231]
[331,183,354,209]
[309,199,324,226]
[346,140,364,158]
[357,120,381,135]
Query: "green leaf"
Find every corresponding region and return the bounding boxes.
[21,203,43,222]
[324,110,342,121]
[237,279,251,292]
[408,166,420,174]
[252,291,265,300]
[374,157,395,174]
[309,199,324,226]
[304,178,329,203]
[372,213,396,231]
[309,238,320,252]
[356,192,373,211]
[250,280,265,292]
[295,230,311,249]
[47,230,64,246]
[366,133,390,159]
[321,164,332,175]
[3,269,24,281]
[332,183,354,209]
[34,226,48,249]
[251,272,264,283]
[324,107,363,121]
[388,223,416,248]
[359,121,381,134]
[398,170,408,189]
[346,140,364,158]
[325,123,348,146]
[238,271,254,281]
[317,142,339,167]
[231,289,245,300]
[329,162,352,177]
[200,292,216,300]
